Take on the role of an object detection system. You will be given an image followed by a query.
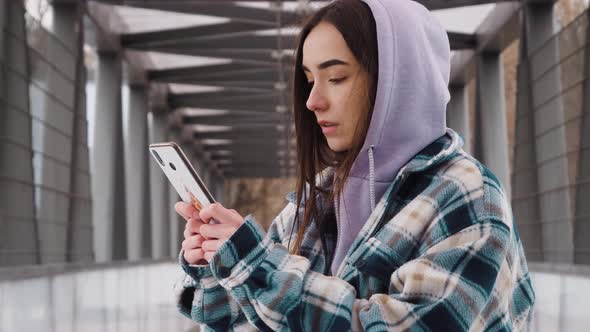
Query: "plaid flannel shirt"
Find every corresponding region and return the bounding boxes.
[174,129,535,331]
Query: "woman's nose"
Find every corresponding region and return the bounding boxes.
[306,87,328,112]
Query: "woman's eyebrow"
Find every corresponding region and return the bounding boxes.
[302,59,349,72]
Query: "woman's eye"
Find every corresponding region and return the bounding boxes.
[306,77,345,86]
[329,77,346,84]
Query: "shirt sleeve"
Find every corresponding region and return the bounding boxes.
[174,202,297,331]
[175,250,248,331]
[206,204,533,331]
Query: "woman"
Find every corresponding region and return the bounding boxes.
[174,0,535,330]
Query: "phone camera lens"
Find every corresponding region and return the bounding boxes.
[169,162,176,171]
[151,150,164,166]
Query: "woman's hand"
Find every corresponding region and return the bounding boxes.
[175,201,208,265]
[198,203,245,261]
[175,201,244,264]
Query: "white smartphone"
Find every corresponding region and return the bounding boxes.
[149,142,215,215]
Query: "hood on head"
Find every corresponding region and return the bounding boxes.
[331,0,451,275]
[354,0,450,181]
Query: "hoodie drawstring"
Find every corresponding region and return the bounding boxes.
[368,145,376,212]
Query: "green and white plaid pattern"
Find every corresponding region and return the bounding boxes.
[175,129,535,331]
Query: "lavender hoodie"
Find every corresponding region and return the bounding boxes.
[330,0,451,275]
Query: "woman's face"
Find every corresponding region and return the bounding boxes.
[302,21,370,152]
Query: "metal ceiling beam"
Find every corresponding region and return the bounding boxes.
[202,145,291,153]
[201,140,286,147]
[218,164,286,171]
[131,30,471,55]
[417,0,515,10]
[149,63,270,80]
[224,174,293,179]
[450,2,521,85]
[219,167,287,175]
[129,34,298,52]
[145,48,294,64]
[198,143,293,153]
[210,153,292,161]
[199,138,288,146]
[88,0,514,12]
[169,92,288,110]
[170,92,284,107]
[86,2,124,52]
[194,131,287,139]
[223,170,289,179]
[184,111,286,120]
[218,166,293,175]
[121,21,271,48]
[206,157,296,168]
[216,159,285,165]
[174,89,282,102]
[183,107,285,115]
[180,105,282,113]
[179,81,281,90]
[222,164,292,171]
[88,1,301,26]
[186,118,285,126]
[193,133,289,141]
[207,155,291,164]
[216,160,295,168]
[189,123,286,132]
[448,32,477,50]
[203,133,295,142]
[184,115,287,126]
[151,66,292,84]
[194,68,290,83]
[208,150,291,158]
[218,167,292,175]
[218,164,295,172]
[184,71,290,83]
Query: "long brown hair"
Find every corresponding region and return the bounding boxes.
[290,0,378,255]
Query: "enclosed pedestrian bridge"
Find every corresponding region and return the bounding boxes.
[1,0,589,331]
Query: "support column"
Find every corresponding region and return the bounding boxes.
[201,164,212,192]
[148,110,170,259]
[574,11,590,264]
[124,84,151,260]
[191,148,211,192]
[0,0,38,265]
[208,173,217,201]
[217,175,226,204]
[210,173,225,204]
[475,52,511,198]
[447,85,471,154]
[92,51,127,262]
[210,174,220,204]
[511,18,544,262]
[191,153,204,175]
[188,150,208,194]
[182,128,218,202]
[49,2,93,263]
[0,0,4,59]
[219,177,226,204]
[37,2,76,264]
[525,3,573,263]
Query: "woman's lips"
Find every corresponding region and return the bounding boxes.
[320,123,338,135]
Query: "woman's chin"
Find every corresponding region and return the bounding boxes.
[327,140,350,153]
